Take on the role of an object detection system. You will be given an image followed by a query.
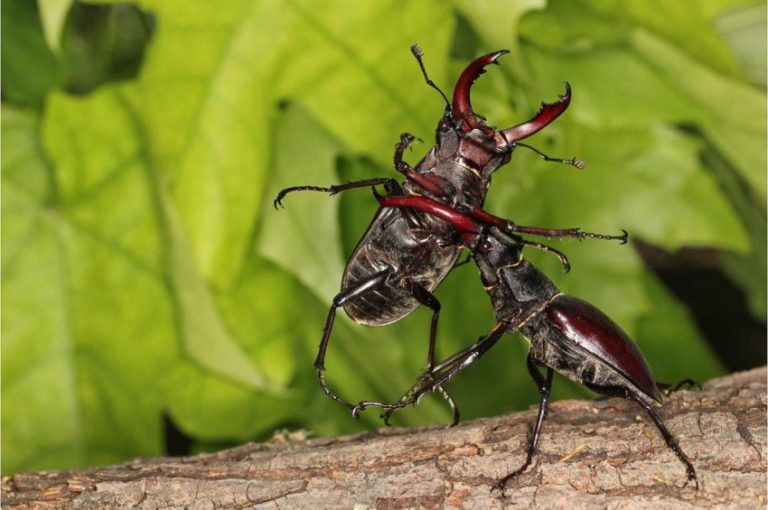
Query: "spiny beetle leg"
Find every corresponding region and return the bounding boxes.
[467,208,627,244]
[391,133,446,199]
[657,378,701,394]
[513,237,571,273]
[353,372,458,426]
[409,282,442,376]
[373,194,625,273]
[582,382,699,489]
[348,280,454,422]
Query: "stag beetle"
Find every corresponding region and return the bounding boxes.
[356,194,698,491]
[274,46,583,414]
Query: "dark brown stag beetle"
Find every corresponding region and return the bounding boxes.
[274,46,583,416]
[357,194,698,491]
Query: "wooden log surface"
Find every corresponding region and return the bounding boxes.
[3,367,766,509]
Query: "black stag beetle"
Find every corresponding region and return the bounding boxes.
[274,46,583,415]
[356,194,698,491]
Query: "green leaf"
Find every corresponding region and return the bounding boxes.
[631,29,767,201]
[716,4,768,86]
[454,0,545,77]
[258,105,346,300]
[635,272,725,382]
[37,0,73,53]
[3,100,176,473]
[2,0,59,106]
[520,0,756,79]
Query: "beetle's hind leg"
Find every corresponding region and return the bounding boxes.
[314,270,392,410]
[583,382,699,489]
[631,394,699,488]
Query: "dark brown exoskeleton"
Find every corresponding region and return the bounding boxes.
[362,194,698,491]
[274,46,583,417]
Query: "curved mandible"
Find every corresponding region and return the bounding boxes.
[499,82,572,144]
[451,49,509,132]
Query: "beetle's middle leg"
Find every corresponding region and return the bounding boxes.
[349,280,460,423]
[410,282,460,424]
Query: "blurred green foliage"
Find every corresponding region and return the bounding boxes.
[2,0,765,475]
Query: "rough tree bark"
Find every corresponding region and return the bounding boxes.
[4,367,766,509]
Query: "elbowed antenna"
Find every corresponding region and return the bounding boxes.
[410,44,450,108]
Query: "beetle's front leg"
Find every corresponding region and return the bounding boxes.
[392,134,451,199]
[274,177,404,209]
[394,132,419,170]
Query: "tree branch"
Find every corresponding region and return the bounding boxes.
[4,367,766,509]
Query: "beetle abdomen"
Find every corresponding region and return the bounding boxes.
[341,208,459,326]
[524,295,661,404]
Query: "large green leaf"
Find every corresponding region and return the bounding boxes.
[3,102,175,471]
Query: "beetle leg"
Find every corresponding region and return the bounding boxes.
[409,283,442,374]
[657,378,701,395]
[360,319,515,423]
[350,281,459,425]
[394,132,419,163]
[374,194,626,272]
[493,355,554,493]
[410,282,462,425]
[581,381,699,488]
[393,135,450,199]
[315,270,392,410]
[629,394,699,489]
[467,208,628,245]
[274,177,401,209]
[513,238,572,273]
